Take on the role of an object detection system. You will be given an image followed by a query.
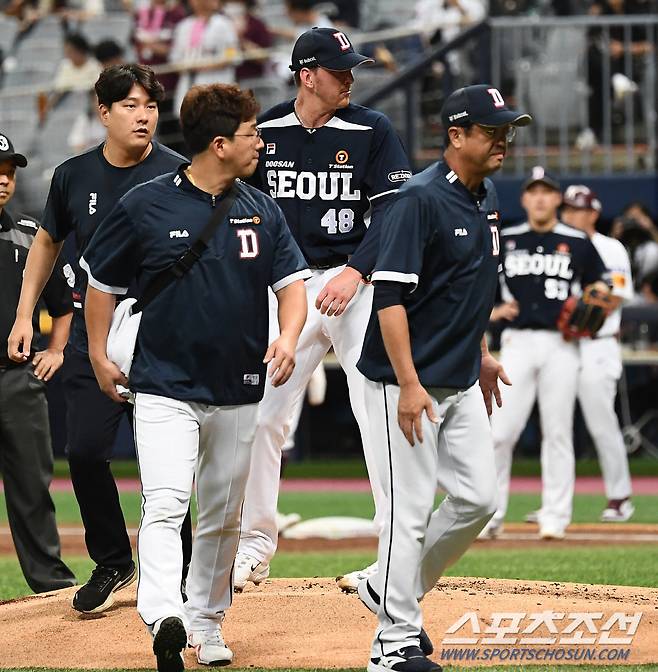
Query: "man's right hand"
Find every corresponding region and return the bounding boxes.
[397,381,439,446]
[8,317,34,363]
[90,356,129,403]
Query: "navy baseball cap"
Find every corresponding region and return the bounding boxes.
[562,184,602,212]
[522,166,560,192]
[441,84,532,129]
[0,133,27,167]
[289,27,374,72]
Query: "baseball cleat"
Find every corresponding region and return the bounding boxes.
[476,520,503,540]
[600,498,635,522]
[72,561,136,613]
[524,510,540,524]
[357,579,434,656]
[276,510,302,533]
[336,560,378,592]
[539,524,566,540]
[153,616,187,672]
[368,645,442,672]
[233,553,270,592]
[188,627,233,666]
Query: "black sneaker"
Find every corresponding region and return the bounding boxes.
[72,561,136,613]
[368,646,442,672]
[357,579,434,656]
[153,616,187,672]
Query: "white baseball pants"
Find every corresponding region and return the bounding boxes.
[490,328,580,531]
[238,266,386,563]
[364,381,497,656]
[578,337,632,500]
[134,393,257,631]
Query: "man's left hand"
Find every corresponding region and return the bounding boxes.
[315,266,362,317]
[479,352,511,416]
[264,333,297,387]
[32,349,64,381]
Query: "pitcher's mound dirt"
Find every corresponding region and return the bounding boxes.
[0,578,656,668]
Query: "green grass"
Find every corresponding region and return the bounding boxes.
[47,457,658,480]
[2,491,656,527]
[2,545,657,603]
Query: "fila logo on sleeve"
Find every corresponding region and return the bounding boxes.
[88,193,97,215]
[236,228,259,258]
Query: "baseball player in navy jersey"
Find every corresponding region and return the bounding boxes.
[8,64,193,613]
[480,167,610,541]
[233,27,412,592]
[561,185,635,522]
[356,85,531,672]
[82,84,309,672]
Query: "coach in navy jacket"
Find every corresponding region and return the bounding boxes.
[82,84,309,672]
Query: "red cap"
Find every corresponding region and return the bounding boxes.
[562,184,602,212]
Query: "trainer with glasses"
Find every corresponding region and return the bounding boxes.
[1,133,76,595]
[356,85,531,672]
[8,64,193,614]
[82,83,309,672]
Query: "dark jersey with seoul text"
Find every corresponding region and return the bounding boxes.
[499,222,607,330]
[0,209,72,361]
[80,167,310,406]
[40,141,186,354]
[251,100,411,275]
[358,161,502,390]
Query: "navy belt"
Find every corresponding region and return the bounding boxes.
[307,255,350,270]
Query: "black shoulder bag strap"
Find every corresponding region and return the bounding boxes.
[132,185,237,314]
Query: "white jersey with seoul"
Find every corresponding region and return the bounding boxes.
[250,100,411,275]
[499,222,608,330]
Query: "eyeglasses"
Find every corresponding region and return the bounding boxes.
[476,124,517,143]
[234,128,262,139]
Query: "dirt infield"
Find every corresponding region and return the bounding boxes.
[0,578,656,668]
[2,523,657,556]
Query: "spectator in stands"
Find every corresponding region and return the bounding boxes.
[277,0,334,39]
[169,0,239,114]
[0,132,77,594]
[612,202,658,289]
[225,0,273,81]
[133,0,187,95]
[53,32,102,92]
[414,0,486,46]
[577,0,654,150]
[641,271,658,304]
[68,39,125,153]
[2,0,42,43]
[39,32,102,125]
[324,0,361,28]
[133,0,187,147]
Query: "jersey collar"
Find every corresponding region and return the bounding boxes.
[438,160,488,202]
[0,207,13,232]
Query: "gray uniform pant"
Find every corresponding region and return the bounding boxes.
[0,363,75,593]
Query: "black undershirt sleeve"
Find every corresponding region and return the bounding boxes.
[373,280,406,311]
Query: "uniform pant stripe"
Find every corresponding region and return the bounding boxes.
[378,382,397,656]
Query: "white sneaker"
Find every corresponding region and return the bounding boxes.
[188,627,233,666]
[477,519,503,540]
[600,498,635,522]
[524,510,539,524]
[276,510,301,533]
[233,553,270,592]
[336,561,377,593]
[539,524,566,540]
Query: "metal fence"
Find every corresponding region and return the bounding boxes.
[490,15,658,176]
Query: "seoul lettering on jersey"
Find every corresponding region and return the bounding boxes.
[499,222,608,330]
[250,100,411,270]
